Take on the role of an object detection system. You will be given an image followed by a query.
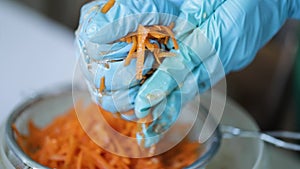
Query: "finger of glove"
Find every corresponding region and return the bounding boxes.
[199,0,289,72]
[134,53,192,119]
[93,86,139,115]
[78,39,139,115]
[149,65,203,122]
[134,35,214,119]
[139,66,203,147]
[93,51,155,91]
[137,92,180,147]
[77,43,132,85]
[184,45,224,93]
[163,30,219,92]
[78,39,132,62]
[146,59,215,127]
[78,0,179,44]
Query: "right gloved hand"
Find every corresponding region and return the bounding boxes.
[134,0,300,147]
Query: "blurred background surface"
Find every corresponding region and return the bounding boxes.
[2,0,300,132]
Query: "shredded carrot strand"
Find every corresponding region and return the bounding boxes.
[76,151,83,169]
[161,25,178,50]
[144,40,155,52]
[101,0,116,13]
[136,25,148,80]
[124,36,137,66]
[126,37,132,44]
[99,76,105,93]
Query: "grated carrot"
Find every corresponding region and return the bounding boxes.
[124,36,137,66]
[101,0,115,13]
[99,76,106,93]
[136,25,149,80]
[118,22,178,80]
[13,103,202,169]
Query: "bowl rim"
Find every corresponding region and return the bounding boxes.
[5,86,221,169]
[5,86,72,169]
[186,127,221,169]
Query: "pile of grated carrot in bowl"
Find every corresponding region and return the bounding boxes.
[13,104,201,169]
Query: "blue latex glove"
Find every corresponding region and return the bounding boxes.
[168,0,184,7]
[134,0,300,147]
[76,0,179,119]
[76,0,300,147]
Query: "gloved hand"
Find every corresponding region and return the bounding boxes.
[134,0,300,147]
[76,0,179,119]
[76,0,300,148]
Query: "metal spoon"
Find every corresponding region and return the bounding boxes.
[221,125,300,151]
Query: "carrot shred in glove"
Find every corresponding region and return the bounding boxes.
[101,0,116,13]
[119,23,178,80]
[13,104,201,169]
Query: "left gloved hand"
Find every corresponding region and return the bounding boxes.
[76,0,179,120]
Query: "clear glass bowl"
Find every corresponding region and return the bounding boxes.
[3,86,221,169]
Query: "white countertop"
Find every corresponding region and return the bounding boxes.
[0,0,76,123]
